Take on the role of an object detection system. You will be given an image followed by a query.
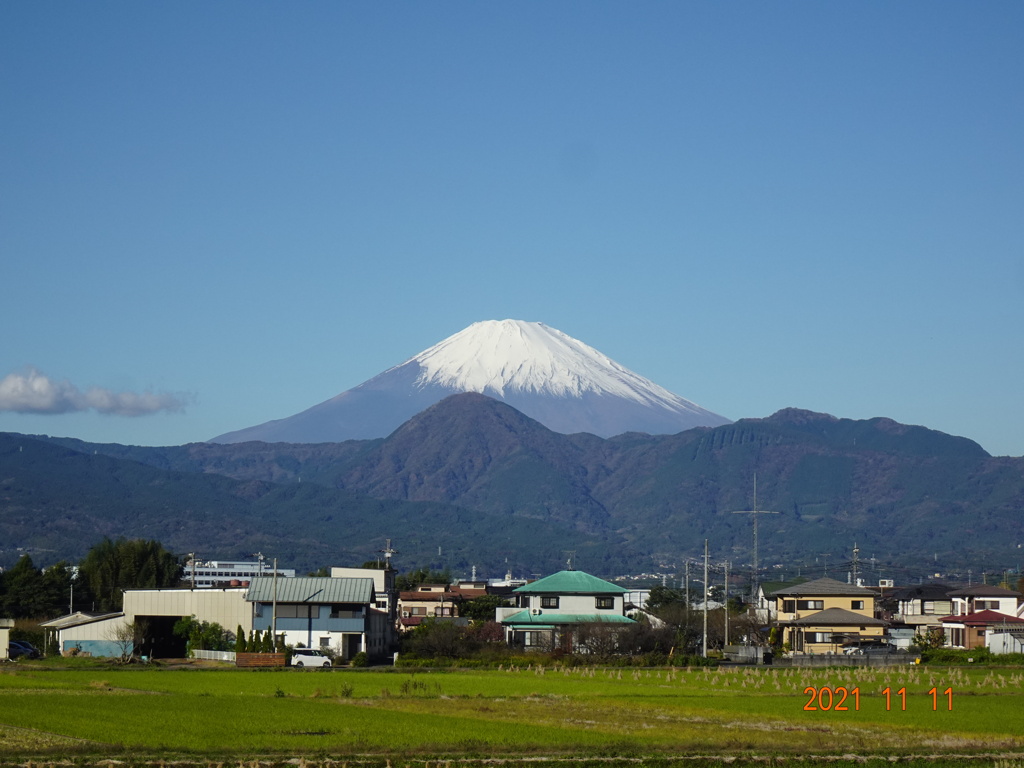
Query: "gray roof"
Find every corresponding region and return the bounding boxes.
[891,583,952,602]
[39,611,123,629]
[946,584,1021,598]
[770,577,875,597]
[245,577,374,604]
[786,607,887,627]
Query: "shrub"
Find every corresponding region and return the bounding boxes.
[350,651,369,667]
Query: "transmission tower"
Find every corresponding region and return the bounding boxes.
[729,473,780,600]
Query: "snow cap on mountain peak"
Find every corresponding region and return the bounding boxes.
[401,319,701,414]
[211,318,730,444]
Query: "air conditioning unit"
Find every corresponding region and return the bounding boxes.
[879,579,894,588]
[402,611,409,618]
[531,609,542,615]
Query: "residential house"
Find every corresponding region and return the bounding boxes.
[888,583,953,646]
[892,583,953,629]
[947,584,1021,616]
[397,584,465,632]
[755,579,806,623]
[938,584,1023,652]
[768,577,886,654]
[497,570,636,652]
[940,610,1024,652]
[246,576,389,660]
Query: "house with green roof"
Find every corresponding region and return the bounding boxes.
[497,570,636,652]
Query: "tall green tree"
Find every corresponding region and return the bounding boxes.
[78,538,182,611]
[0,555,44,618]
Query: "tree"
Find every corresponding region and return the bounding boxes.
[173,616,231,655]
[645,585,687,613]
[402,618,470,658]
[574,620,623,659]
[235,625,248,653]
[108,620,141,663]
[460,594,510,623]
[0,555,45,618]
[78,538,182,612]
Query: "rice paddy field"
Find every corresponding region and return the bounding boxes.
[0,661,1022,768]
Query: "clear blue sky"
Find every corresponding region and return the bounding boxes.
[2,2,1022,456]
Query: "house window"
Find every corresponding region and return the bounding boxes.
[410,606,427,616]
[277,605,320,619]
[851,600,865,610]
[797,600,824,611]
[541,596,559,609]
[782,600,796,613]
[595,597,614,610]
[319,637,331,648]
[976,600,998,611]
[807,632,832,643]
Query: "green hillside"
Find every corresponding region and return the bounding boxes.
[9,395,1024,578]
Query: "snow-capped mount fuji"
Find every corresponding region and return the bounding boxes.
[210,320,731,444]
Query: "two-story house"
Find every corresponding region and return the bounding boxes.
[769,577,886,654]
[497,570,635,652]
[246,576,389,660]
[939,584,1023,651]
[397,584,466,632]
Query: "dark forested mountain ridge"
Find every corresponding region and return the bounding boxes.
[9,397,1024,574]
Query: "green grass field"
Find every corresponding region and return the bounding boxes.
[1,661,1022,767]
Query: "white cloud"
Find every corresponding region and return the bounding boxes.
[0,368,190,417]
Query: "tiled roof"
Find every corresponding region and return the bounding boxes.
[759,579,807,596]
[399,591,460,601]
[500,610,636,626]
[245,577,374,604]
[513,570,628,595]
[939,610,1024,626]
[786,607,887,626]
[891,583,952,601]
[769,577,875,597]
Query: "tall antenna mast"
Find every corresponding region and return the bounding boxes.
[380,538,399,570]
[729,473,780,600]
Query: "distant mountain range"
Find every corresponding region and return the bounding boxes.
[5,395,1023,579]
[211,319,731,443]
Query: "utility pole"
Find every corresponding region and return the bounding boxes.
[272,557,278,651]
[702,539,709,658]
[852,542,860,586]
[685,560,690,607]
[724,559,730,648]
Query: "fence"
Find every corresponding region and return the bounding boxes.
[787,652,916,667]
[192,650,236,663]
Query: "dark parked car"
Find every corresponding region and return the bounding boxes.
[7,641,41,659]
